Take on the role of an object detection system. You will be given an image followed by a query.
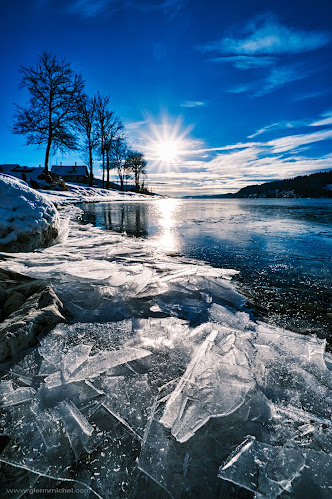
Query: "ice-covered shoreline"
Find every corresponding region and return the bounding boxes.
[39,182,161,207]
[0,202,331,498]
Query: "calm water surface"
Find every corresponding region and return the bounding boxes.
[79,199,332,341]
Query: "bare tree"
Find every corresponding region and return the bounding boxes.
[125,151,147,192]
[111,137,129,190]
[95,93,109,188]
[76,95,98,187]
[95,95,123,189]
[12,51,85,174]
[104,116,124,190]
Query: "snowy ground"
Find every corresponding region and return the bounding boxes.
[41,182,158,206]
[0,203,331,497]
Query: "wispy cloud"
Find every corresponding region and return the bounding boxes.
[248,120,308,138]
[227,62,315,97]
[68,0,186,18]
[254,64,309,96]
[267,129,332,153]
[125,120,147,130]
[148,152,332,196]
[142,111,332,195]
[293,89,330,101]
[199,14,331,98]
[310,110,332,127]
[181,101,206,108]
[68,0,120,17]
[210,55,276,69]
[200,13,331,56]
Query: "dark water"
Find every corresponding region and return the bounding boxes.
[79,198,332,342]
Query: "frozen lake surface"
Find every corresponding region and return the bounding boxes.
[80,198,332,339]
[0,200,331,498]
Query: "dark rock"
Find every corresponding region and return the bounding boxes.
[0,268,70,362]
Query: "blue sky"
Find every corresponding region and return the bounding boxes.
[1,0,332,196]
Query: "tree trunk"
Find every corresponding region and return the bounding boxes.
[89,140,93,187]
[102,149,105,189]
[44,138,52,174]
[106,150,110,190]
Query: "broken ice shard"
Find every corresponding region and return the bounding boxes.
[62,344,92,378]
[218,437,307,496]
[44,347,152,388]
[160,329,255,442]
[0,385,36,408]
[99,374,154,439]
[53,400,94,459]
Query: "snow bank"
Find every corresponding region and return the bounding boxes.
[0,175,59,252]
[42,182,156,206]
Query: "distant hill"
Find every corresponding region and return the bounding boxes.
[184,170,332,199]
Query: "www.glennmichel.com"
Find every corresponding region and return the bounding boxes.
[6,488,89,495]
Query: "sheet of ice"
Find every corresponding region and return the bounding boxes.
[44,347,152,388]
[160,327,255,442]
[98,374,154,439]
[218,436,307,496]
[0,316,331,498]
[218,436,332,498]
[53,400,94,459]
[0,204,331,498]
[0,386,36,407]
[138,320,331,497]
[0,206,246,325]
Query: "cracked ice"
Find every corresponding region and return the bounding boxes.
[0,205,331,498]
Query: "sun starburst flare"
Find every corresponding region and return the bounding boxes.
[141,115,194,171]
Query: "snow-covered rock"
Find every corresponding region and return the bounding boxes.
[0,175,59,252]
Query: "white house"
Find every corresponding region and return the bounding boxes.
[0,164,36,175]
[51,163,89,184]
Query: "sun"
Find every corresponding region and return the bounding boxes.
[155,140,180,163]
[142,115,193,169]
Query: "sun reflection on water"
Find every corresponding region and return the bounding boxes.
[153,198,181,253]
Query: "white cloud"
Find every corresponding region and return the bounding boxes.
[201,14,331,56]
[125,120,147,130]
[310,111,332,127]
[148,151,332,196]
[249,121,308,138]
[268,129,332,153]
[181,101,206,108]
[227,63,311,97]
[200,14,331,98]
[210,55,276,69]
[293,89,330,101]
[148,132,332,195]
[255,64,308,96]
[135,111,332,195]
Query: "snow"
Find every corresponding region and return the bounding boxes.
[0,175,59,251]
[42,182,157,206]
[0,202,331,497]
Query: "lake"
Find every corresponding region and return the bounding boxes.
[79,198,332,341]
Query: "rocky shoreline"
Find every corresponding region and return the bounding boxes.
[0,268,69,362]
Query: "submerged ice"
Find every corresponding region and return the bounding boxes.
[0,206,331,498]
